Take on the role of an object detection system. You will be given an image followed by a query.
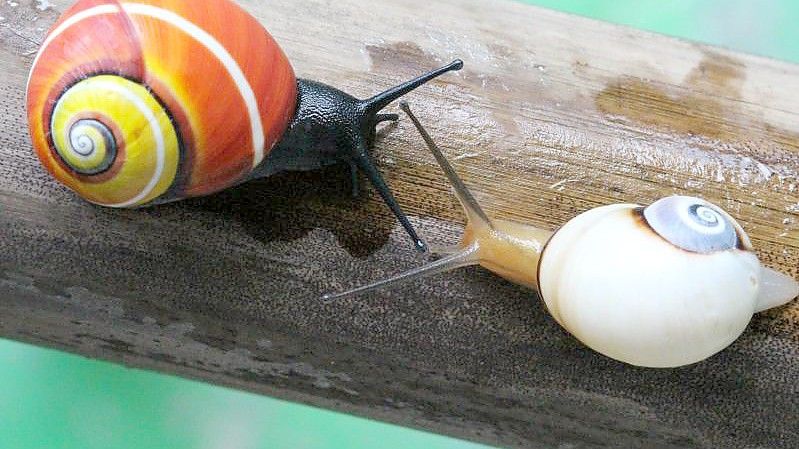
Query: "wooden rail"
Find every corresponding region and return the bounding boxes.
[1,1,797,448]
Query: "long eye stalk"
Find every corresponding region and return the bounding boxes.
[398,102,494,229]
[352,145,427,252]
[361,60,464,116]
[322,103,491,301]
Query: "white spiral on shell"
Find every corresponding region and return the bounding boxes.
[58,119,118,175]
[678,203,727,236]
[643,195,738,253]
[101,82,165,208]
[69,127,97,157]
[695,206,718,224]
[27,4,120,94]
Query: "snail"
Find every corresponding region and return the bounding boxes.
[26,0,464,252]
[325,102,799,368]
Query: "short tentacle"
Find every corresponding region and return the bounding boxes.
[348,161,360,198]
[365,113,400,148]
[375,113,400,124]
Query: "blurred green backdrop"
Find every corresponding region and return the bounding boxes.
[3,1,798,449]
[525,0,799,63]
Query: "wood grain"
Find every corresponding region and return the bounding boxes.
[1,1,797,448]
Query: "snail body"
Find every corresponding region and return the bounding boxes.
[326,103,799,368]
[27,0,463,251]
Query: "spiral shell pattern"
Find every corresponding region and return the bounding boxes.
[642,195,750,253]
[27,0,297,207]
[537,200,761,367]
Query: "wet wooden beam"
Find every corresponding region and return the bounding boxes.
[1,1,797,448]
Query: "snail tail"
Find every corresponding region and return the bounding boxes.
[755,266,799,313]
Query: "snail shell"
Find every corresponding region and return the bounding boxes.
[327,104,799,368]
[538,197,763,367]
[27,0,296,207]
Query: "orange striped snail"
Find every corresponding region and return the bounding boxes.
[325,102,799,368]
[27,0,463,251]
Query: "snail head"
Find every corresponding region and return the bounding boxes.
[261,60,464,252]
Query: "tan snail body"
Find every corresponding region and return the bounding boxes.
[326,103,799,368]
[461,218,551,289]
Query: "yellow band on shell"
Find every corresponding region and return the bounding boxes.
[50,75,180,207]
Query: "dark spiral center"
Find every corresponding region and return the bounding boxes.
[688,204,722,228]
[65,119,117,175]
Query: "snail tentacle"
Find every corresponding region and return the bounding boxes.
[323,242,480,302]
[348,161,361,198]
[427,243,466,256]
[374,113,400,124]
[399,101,494,231]
[353,143,427,252]
[361,59,464,116]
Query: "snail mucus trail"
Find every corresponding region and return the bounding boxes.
[324,102,799,368]
[27,0,465,252]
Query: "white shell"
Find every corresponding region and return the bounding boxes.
[538,203,761,367]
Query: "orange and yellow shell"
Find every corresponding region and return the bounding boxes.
[27,0,297,207]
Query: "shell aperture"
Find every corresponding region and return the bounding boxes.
[642,195,748,253]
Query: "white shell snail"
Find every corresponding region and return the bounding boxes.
[325,102,799,368]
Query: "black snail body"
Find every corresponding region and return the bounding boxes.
[326,102,799,368]
[251,68,464,251]
[27,0,463,252]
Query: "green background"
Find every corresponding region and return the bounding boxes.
[3,1,798,448]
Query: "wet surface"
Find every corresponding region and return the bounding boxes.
[1,1,799,448]
[596,51,799,157]
[0,0,56,58]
